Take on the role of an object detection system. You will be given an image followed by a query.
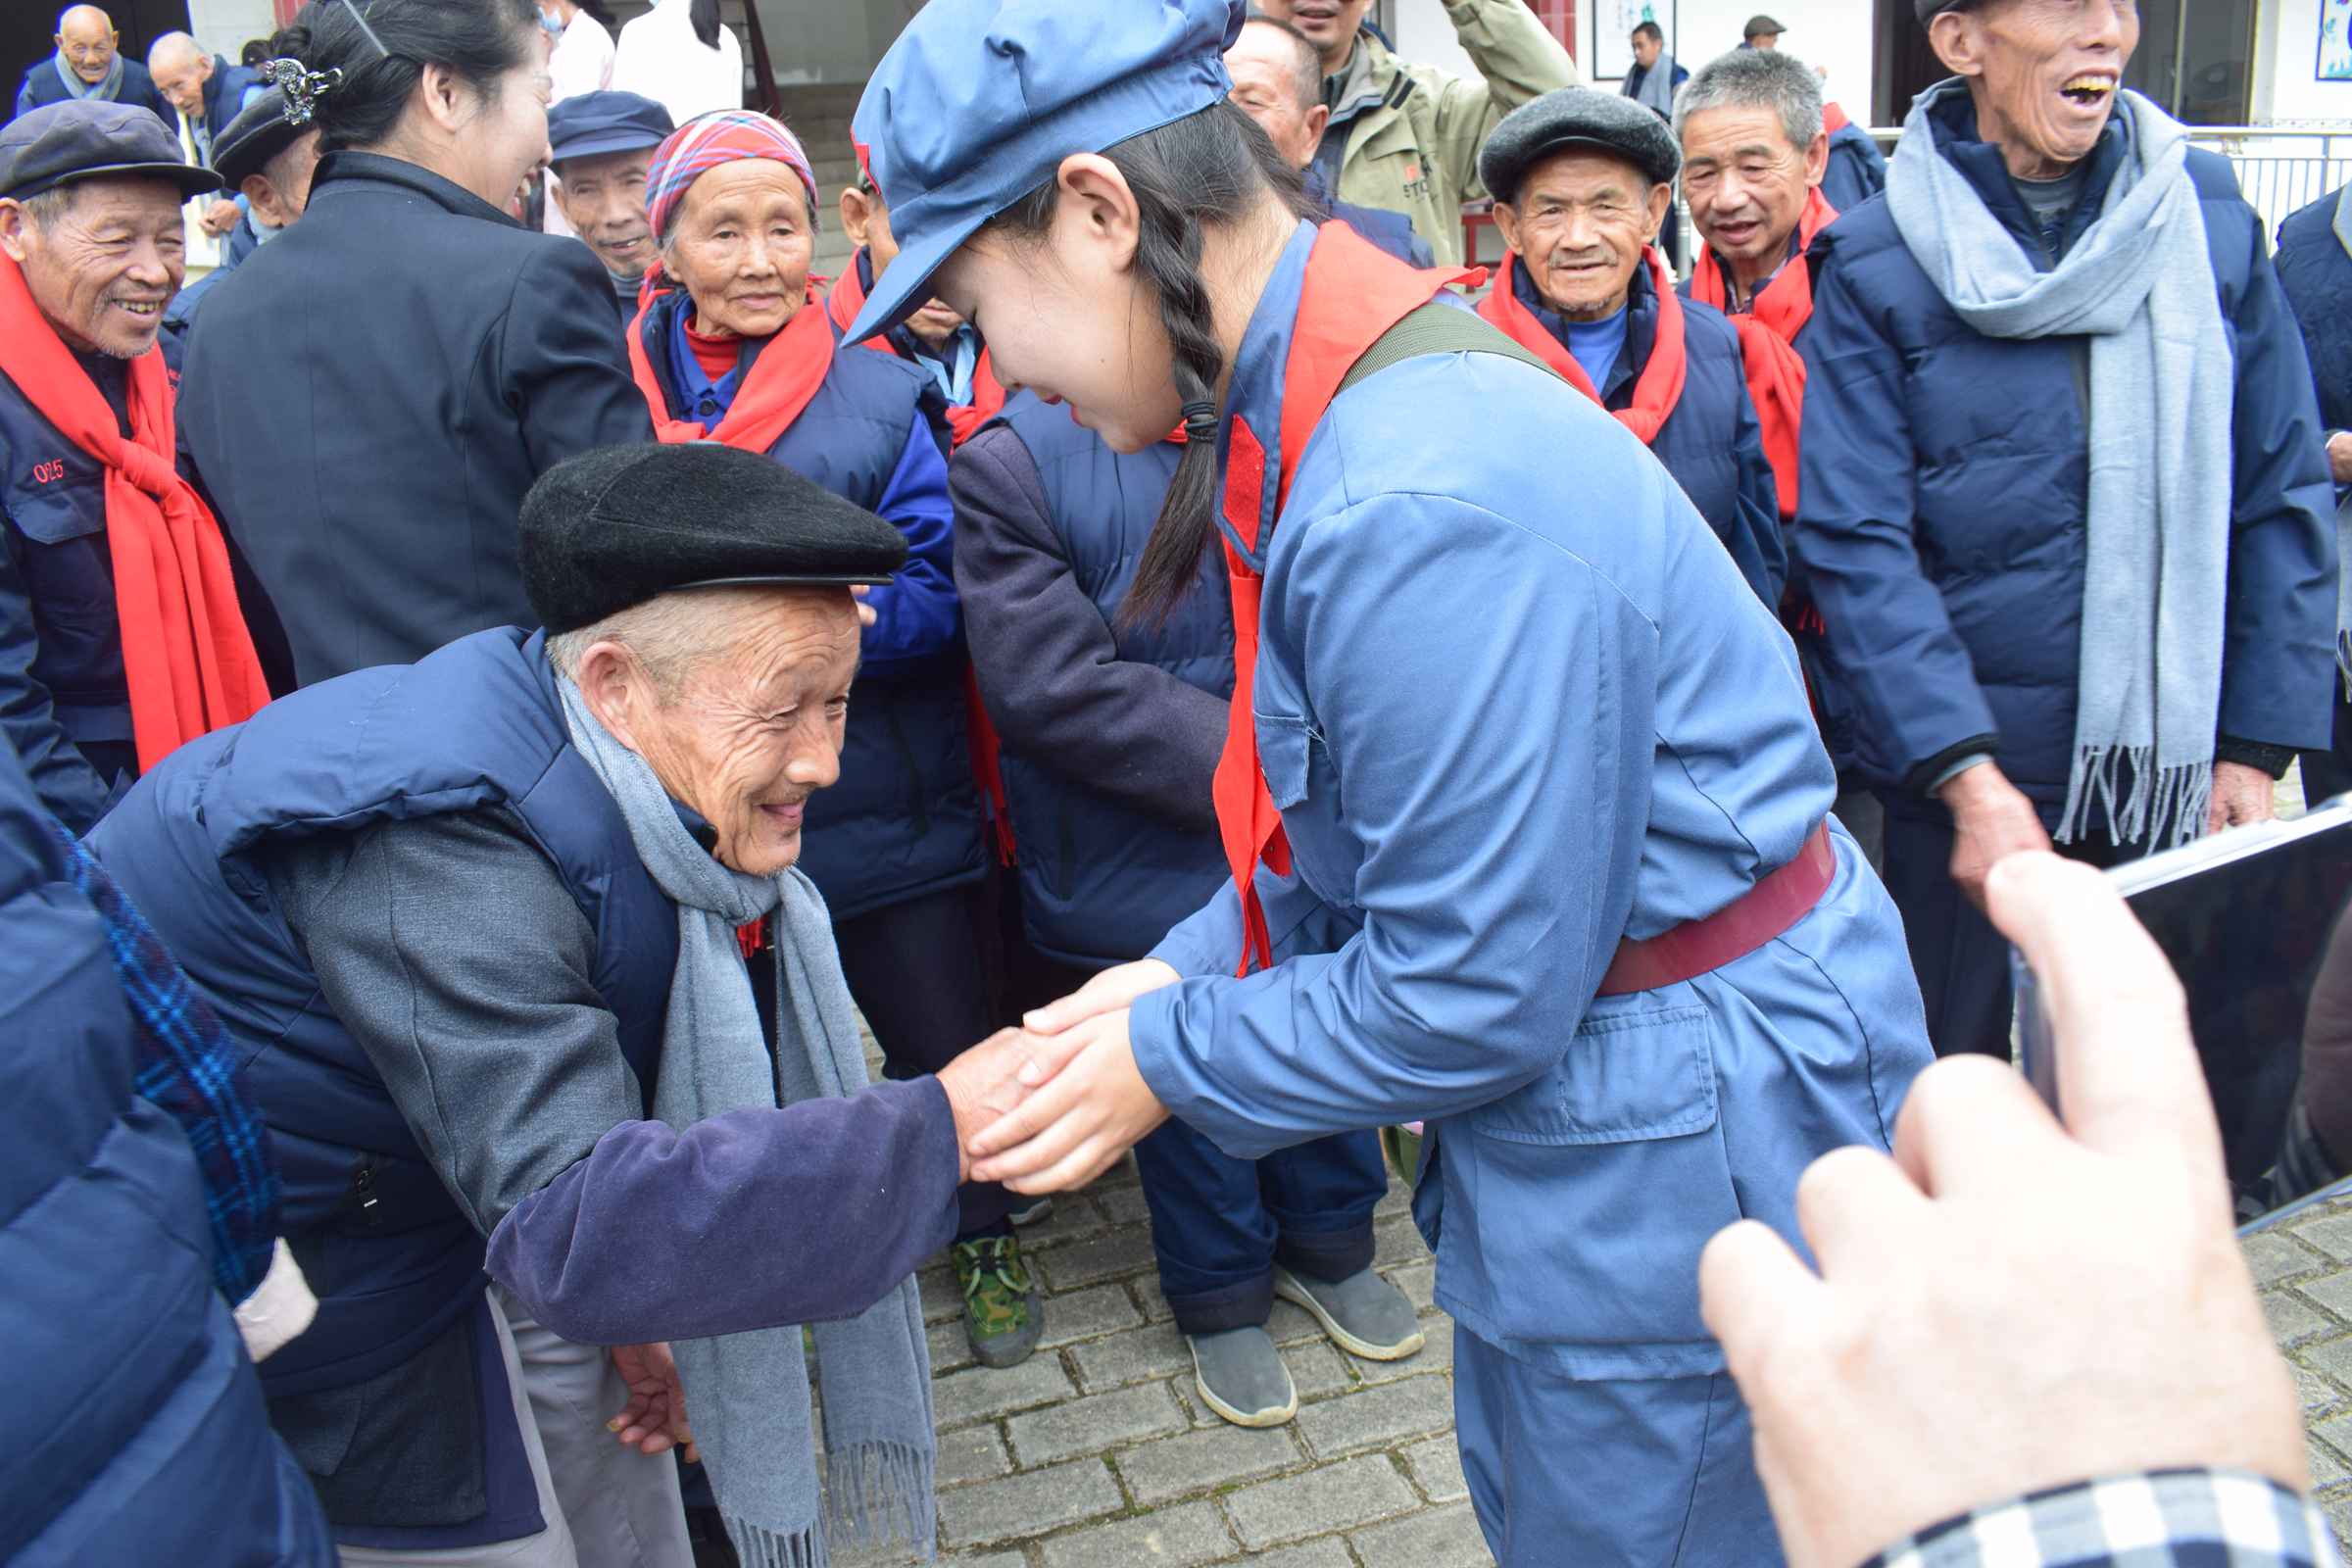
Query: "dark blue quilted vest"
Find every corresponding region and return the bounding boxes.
[993,395,1235,966]
[87,628,677,1396]
[2278,190,2352,433]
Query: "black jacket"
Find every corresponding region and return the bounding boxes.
[178,152,653,685]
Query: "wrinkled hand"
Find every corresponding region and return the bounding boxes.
[2328,430,2352,487]
[968,1008,1169,1193]
[1698,854,2306,1568]
[937,1028,1047,1180]
[608,1342,697,1461]
[1938,760,2052,911]
[851,583,876,627]
[202,198,241,235]
[2208,759,2278,836]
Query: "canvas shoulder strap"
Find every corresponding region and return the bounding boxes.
[1336,299,1556,397]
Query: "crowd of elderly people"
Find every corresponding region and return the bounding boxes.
[1,0,2348,1562]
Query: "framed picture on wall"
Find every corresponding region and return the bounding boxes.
[1591,0,1678,81]
[2323,0,2352,81]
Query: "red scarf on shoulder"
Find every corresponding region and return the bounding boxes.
[1476,248,1687,442]
[1217,223,1482,974]
[825,255,1007,448]
[0,256,267,771]
[626,270,834,451]
[1689,186,1838,517]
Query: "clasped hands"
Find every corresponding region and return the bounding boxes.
[935,957,1183,1193]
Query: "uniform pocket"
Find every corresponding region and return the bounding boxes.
[1444,1003,1740,1366]
[8,477,106,546]
[1254,711,1312,809]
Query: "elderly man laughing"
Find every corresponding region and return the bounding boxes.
[91,442,1034,1566]
[1796,0,2338,1058]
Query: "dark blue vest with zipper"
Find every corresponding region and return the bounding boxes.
[993,395,1235,967]
[85,627,676,1396]
[2278,189,2352,432]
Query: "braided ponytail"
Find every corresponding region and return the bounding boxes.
[993,101,1313,626]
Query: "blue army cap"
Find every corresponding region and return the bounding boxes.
[0,99,221,202]
[845,0,1243,344]
[548,91,675,168]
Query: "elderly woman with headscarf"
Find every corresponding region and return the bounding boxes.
[623,111,1040,1366]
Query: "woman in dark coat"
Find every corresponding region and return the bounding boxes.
[177,0,654,686]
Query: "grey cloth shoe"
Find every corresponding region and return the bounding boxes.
[1188,1326,1298,1428]
[1005,1196,1054,1227]
[1273,1265,1425,1361]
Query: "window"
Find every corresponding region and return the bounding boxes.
[2125,0,2256,125]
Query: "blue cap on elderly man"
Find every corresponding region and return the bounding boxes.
[548,91,676,169]
[0,99,222,203]
[844,0,1245,344]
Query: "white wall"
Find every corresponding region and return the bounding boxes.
[2256,0,2352,123]
[185,0,276,63]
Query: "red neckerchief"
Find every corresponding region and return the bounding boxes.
[0,254,268,768]
[626,268,835,451]
[1822,101,1851,135]
[1690,187,1836,517]
[825,253,1007,449]
[1217,222,1481,975]
[1476,247,1687,443]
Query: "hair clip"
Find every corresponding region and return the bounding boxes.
[340,0,394,63]
[263,57,343,125]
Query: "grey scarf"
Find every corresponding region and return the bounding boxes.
[1628,52,1677,119]
[558,677,936,1568]
[1888,80,2232,849]
[52,48,122,102]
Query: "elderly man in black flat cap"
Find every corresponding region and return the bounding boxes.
[1473,85,1785,607]
[91,442,1038,1566]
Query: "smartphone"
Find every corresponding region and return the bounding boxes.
[2010,796,2352,1229]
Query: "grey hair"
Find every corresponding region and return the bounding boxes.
[1674,46,1825,153]
[17,185,79,229]
[545,591,731,696]
[1241,16,1322,113]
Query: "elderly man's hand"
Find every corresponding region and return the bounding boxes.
[608,1341,696,1461]
[2208,760,2278,836]
[937,1028,1046,1181]
[2328,430,2352,487]
[201,197,241,235]
[1697,854,2306,1568]
[1937,760,2051,911]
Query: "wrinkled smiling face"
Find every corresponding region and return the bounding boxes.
[1494,149,1666,322]
[2,177,185,358]
[1680,105,1822,273]
[151,50,212,117]
[57,13,117,83]
[666,160,814,340]
[1942,0,2138,176]
[555,146,656,278]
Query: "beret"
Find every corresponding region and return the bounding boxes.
[0,99,220,202]
[212,88,307,189]
[518,443,907,635]
[1479,87,1681,206]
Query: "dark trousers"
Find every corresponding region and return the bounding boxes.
[1880,802,2139,1059]
[834,880,1012,1240]
[1023,952,1388,1336]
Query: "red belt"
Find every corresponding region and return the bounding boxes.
[1595,823,1838,996]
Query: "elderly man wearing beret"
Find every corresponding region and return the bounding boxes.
[91,442,1036,1566]
[1474,85,1784,607]
[1797,0,2338,1058]
[0,100,271,834]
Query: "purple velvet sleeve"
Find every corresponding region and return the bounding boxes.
[484,1075,960,1346]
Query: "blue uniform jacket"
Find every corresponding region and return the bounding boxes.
[0,732,333,1565]
[643,290,985,920]
[1794,93,2337,814]
[1506,254,1785,605]
[1126,220,1930,1380]
[953,395,1233,966]
[1821,120,1887,216]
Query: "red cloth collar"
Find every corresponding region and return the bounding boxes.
[1823,101,1851,134]
[825,252,1007,448]
[0,256,267,769]
[627,277,834,452]
[1215,222,1481,975]
[1476,248,1687,444]
[1689,186,1836,517]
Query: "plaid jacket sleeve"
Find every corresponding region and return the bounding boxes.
[1864,1469,2342,1568]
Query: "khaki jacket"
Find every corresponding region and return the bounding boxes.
[1329,0,1580,265]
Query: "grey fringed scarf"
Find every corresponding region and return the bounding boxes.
[1628,51,1678,118]
[51,49,123,101]
[1888,81,2232,850]
[560,677,937,1568]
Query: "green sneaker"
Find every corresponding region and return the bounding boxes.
[952,1233,1045,1368]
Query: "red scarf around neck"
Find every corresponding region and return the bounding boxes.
[1689,186,1837,517]
[0,256,267,772]
[1476,247,1687,443]
[825,254,1007,448]
[627,272,835,452]
[1217,222,1481,975]
[1822,101,1851,135]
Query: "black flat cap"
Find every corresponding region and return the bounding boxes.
[0,100,221,202]
[519,443,907,635]
[212,88,307,189]
[1480,87,1681,206]
[1744,14,1787,37]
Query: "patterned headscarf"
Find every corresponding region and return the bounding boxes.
[644,109,817,244]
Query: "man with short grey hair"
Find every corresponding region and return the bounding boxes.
[1795,0,2337,1058]
[1677,45,1830,317]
